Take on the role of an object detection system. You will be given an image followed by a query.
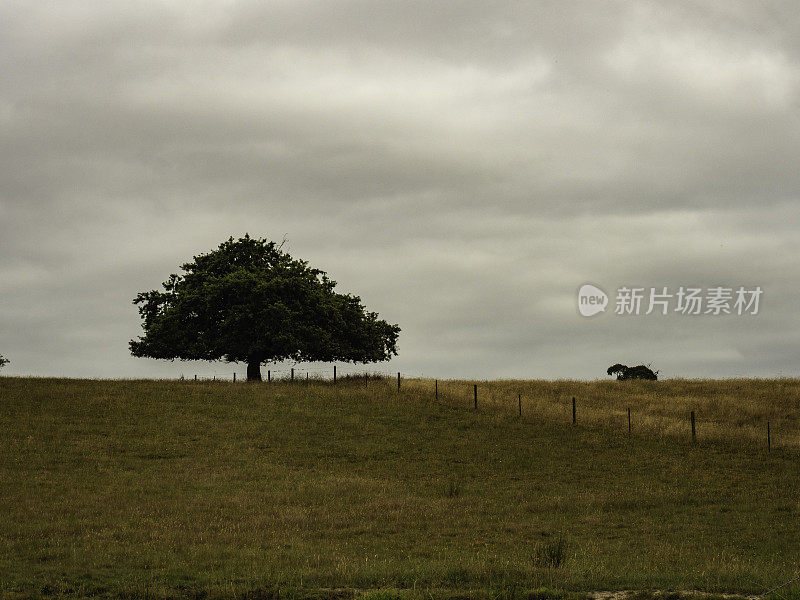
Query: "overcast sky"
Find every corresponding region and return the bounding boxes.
[1,1,799,380]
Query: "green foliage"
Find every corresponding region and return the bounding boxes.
[130,235,400,368]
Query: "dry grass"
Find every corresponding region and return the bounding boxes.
[410,378,800,449]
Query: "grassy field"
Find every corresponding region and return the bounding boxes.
[1,376,799,600]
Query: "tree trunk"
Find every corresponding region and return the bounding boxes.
[247,359,262,382]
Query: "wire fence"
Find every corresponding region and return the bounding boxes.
[178,365,422,382]
[175,370,795,454]
[172,367,796,596]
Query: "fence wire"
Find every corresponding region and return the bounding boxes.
[179,366,422,381]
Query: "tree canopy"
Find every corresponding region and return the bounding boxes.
[130,235,400,380]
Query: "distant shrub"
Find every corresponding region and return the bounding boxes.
[607,363,658,380]
[0,354,8,370]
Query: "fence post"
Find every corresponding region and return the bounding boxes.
[435,379,438,401]
[518,394,522,417]
[194,374,197,381]
[572,397,576,426]
[768,421,771,452]
[233,372,236,383]
[334,365,337,384]
[397,372,401,391]
[365,373,368,387]
[473,384,478,410]
[306,372,309,382]
[627,407,631,434]
[268,370,271,383]
[691,411,696,443]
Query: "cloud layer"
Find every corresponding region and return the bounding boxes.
[2,1,799,379]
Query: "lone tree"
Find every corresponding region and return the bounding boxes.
[0,354,8,370]
[130,235,400,381]
[607,363,658,381]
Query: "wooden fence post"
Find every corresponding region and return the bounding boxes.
[333,365,337,384]
[233,372,236,383]
[691,411,696,443]
[291,368,294,381]
[267,370,271,383]
[473,384,478,410]
[435,379,438,401]
[518,394,522,417]
[397,372,401,391]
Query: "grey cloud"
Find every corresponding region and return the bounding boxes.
[1,1,799,380]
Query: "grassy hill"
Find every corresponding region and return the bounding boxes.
[1,376,799,600]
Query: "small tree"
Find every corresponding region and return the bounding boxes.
[607,363,658,381]
[130,235,400,381]
[0,354,8,370]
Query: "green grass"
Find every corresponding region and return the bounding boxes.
[0,376,799,599]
